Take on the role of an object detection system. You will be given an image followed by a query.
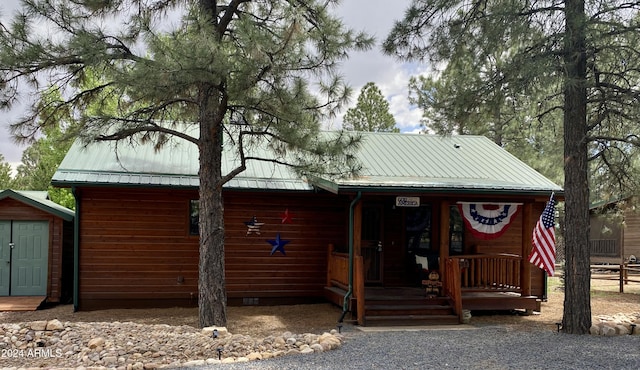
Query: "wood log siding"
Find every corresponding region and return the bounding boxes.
[76,188,349,309]
[623,210,640,260]
[77,188,199,309]
[223,192,349,302]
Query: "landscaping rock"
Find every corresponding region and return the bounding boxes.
[46,319,64,331]
[0,320,344,368]
[29,321,48,331]
[591,313,640,336]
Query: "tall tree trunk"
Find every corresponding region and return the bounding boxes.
[562,0,591,334]
[195,0,227,329]
[198,89,227,328]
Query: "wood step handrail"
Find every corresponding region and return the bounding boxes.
[443,257,463,323]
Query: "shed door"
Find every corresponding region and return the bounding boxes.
[11,221,49,296]
[0,220,49,296]
[0,221,10,295]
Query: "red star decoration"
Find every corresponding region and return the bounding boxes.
[281,208,293,224]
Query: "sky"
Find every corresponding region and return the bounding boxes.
[0,0,428,171]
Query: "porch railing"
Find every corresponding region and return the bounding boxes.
[453,254,522,293]
[326,244,365,324]
[443,257,463,323]
[590,239,619,257]
[326,244,349,290]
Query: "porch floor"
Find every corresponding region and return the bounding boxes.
[363,286,537,309]
[0,296,46,311]
[461,291,540,311]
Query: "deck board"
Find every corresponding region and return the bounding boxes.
[0,296,46,311]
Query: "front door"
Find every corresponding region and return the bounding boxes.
[0,220,49,296]
[362,205,383,284]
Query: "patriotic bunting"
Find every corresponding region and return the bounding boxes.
[457,202,522,240]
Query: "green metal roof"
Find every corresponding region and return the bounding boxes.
[52,130,562,195]
[0,189,75,221]
[314,132,563,195]
[52,133,312,191]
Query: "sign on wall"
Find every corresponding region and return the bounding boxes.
[396,196,420,207]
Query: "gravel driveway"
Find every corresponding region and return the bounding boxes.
[190,325,640,370]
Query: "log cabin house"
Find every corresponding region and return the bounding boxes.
[590,197,640,265]
[52,131,562,325]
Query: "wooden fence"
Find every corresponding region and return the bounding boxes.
[591,263,640,293]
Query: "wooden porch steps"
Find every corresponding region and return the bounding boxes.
[324,286,461,326]
[363,291,460,326]
[365,303,454,316]
[364,314,461,326]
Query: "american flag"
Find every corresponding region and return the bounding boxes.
[528,196,556,276]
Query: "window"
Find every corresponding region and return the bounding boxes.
[405,205,432,253]
[449,205,464,255]
[189,200,199,235]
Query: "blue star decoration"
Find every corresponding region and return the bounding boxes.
[267,233,290,256]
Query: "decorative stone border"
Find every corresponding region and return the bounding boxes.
[590,313,640,336]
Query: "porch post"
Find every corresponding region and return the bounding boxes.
[352,198,364,323]
[439,201,450,284]
[521,202,533,296]
[353,201,362,257]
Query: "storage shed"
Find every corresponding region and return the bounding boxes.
[0,189,74,305]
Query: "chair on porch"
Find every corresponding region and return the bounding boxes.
[410,252,441,295]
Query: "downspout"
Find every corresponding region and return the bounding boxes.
[72,187,80,312]
[339,191,362,323]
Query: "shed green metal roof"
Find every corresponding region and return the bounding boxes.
[0,189,75,221]
[52,130,562,195]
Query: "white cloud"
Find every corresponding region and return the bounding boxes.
[328,1,430,133]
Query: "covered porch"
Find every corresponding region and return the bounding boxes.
[308,133,560,326]
[324,197,545,326]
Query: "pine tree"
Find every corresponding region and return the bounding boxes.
[0,0,372,327]
[0,154,13,189]
[385,0,640,334]
[343,82,398,132]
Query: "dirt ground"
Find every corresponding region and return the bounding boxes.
[1,274,638,337]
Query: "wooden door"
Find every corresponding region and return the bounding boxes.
[11,221,49,296]
[362,205,383,284]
